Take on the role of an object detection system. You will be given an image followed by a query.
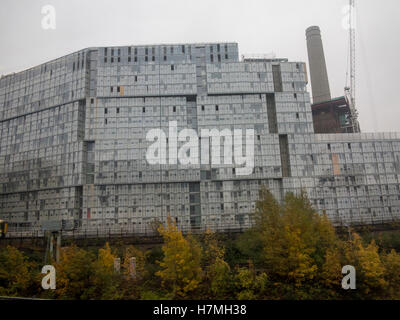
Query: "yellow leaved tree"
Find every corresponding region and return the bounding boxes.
[343,233,387,298]
[54,244,95,299]
[249,187,339,298]
[156,217,202,299]
[382,249,400,299]
[92,242,123,299]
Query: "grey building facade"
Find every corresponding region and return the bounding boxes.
[1,42,400,237]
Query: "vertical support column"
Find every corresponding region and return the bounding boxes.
[49,233,54,261]
[56,232,61,263]
[114,258,121,274]
[129,257,137,279]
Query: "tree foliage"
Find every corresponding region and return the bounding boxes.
[156,217,202,298]
[0,246,38,297]
[2,186,400,300]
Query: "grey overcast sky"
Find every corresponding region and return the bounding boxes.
[0,0,399,132]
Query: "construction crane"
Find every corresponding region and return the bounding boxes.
[344,0,360,133]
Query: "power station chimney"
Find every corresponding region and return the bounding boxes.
[306,26,331,104]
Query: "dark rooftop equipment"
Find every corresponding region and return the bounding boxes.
[312,96,355,134]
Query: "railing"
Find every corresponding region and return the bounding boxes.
[4,216,400,240]
[4,222,250,240]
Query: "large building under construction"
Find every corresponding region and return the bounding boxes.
[1,41,400,237]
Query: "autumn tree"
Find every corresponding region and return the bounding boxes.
[91,242,123,299]
[382,249,400,299]
[239,187,341,299]
[53,244,95,299]
[342,234,387,299]
[0,246,38,297]
[320,246,343,299]
[156,217,202,299]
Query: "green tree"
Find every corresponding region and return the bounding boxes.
[232,262,269,300]
[201,230,232,299]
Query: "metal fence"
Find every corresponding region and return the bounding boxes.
[4,222,249,239]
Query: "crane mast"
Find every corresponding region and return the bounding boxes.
[345,0,360,133]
